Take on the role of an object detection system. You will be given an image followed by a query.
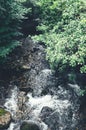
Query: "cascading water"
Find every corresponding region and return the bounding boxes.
[4,86,19,117]
[4,81,81,130]
[2,40,81,130]
[27,93,71,118]
[4,86,20,130]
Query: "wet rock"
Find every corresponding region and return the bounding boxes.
[14,91,31,120]
[0,108,11,129]
[18,91,29,109]
[68,83,81,96]
[21,65,31,70]
[20,86,33,93]
[40,105,76,130]
[40,107,53,120]
[40,107,59,130]
[18,91,28,111]
[20,121,40,130]
[42,112,59,130]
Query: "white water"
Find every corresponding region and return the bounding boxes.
[4,84,80,130]
[7,123,16,130]
[27,93,71,117]
[4,86,19,116]
[4,86,49,130]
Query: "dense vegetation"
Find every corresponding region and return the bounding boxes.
[32,0,86,73]
[0,0,86,74]
[0,0,27,59]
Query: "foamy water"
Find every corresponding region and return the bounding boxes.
[27,93,71,117]
[4,86,18,116]
[4,84,80,130]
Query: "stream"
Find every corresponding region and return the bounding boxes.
[0,38,82,130]
[4,82,81,130]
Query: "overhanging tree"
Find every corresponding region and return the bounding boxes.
[33,0,86,73]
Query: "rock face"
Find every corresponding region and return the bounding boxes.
[20,121,40,130]
[0,108,11,129]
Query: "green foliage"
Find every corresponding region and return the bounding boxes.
[79,89,86,96]
[0,0,27,59]
[33,0,86,73]
[0,108,6,116]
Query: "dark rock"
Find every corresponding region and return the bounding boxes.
[20,121,40,130]
[40,107,59,130]
[40,105,75,130]
[19,87,33,93]
[40,107,53,120]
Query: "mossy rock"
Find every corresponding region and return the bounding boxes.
[0,108,11,129]
[0,108,7,116]
[20,121,40,130]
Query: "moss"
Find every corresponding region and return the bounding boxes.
[20,122,40,130]
[0,108,7,116]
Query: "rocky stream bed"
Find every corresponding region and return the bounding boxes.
[0,37,86,130]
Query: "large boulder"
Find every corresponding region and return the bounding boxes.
[0,108,11,129]
[20,121,40,130]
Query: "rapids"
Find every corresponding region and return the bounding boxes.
[4,83,80,130]
[1,39,82,130]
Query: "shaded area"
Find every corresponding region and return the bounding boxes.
[20,121,40,130]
